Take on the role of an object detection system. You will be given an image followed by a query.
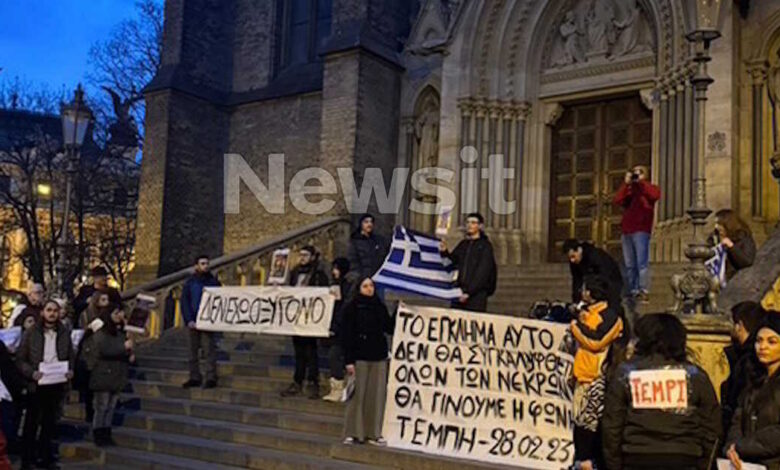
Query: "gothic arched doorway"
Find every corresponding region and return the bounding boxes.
[548,94,652,262]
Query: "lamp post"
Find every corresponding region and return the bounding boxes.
[57,85,92,298]
[671,0,728,315]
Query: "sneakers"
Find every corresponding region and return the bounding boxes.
[322,378,345,402]
[182,379,201,388]
[306,382,320,400]
[204,379,218,389]
[367,437,387,446]
[280,382,302,397]
[342,437,356,445]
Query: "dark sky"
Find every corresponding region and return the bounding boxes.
[0,0,139,92]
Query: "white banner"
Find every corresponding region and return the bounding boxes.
[383,304,574,469]
[196,286,334,337]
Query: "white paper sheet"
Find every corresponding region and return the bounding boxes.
[38,361,69,385]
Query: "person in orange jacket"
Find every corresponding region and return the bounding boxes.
[570,275,625,470]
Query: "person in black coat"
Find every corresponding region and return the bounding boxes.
[280,246,330,399]
[439,212,497,312]
[72,266,122,320]
[563,239,624,308]
[341,277,394,445]
[322,257,352,402]
[726,314,780,470]
[347,214,389,280]
[602,313,721,470]
[721,302,766,439]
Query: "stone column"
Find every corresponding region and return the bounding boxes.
[750,64,767,217]
[401,118,415,226]
[658,81,670,221]
[684,67,695,212]
[666,83,677,221]
[675,76,686,218]
[457,99,475,226]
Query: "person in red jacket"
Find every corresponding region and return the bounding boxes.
[613,165,661,304]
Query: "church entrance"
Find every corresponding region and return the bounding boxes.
[548,95,652,262]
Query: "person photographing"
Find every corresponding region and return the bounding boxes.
[612,165,660,304]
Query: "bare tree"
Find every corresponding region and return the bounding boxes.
[86,0,164,145]
[0,76,68,114]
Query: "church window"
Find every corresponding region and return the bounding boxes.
[281,0,332,68]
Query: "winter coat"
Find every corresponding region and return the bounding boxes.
[88,328,131,393]
[569,243,623,305]
[0,341,24,401]
[329,277,353,339]
[341,295,394,365]
[721,337,762,439]
[347,232,389,279]
[571,301,623,384]
[613,180,661,234]
[16,321,75,392]
[601,355,721,470]
[444,233,497,298]
[180,272,221,325]
[73,285,122,318]
[726,370,780,470]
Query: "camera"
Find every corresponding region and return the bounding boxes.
[631,172,640,181]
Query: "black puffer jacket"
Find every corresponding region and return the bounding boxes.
[602,355,721,470]
[444,233,497,297]
[726,371,780,470]
[721,337,762,439]
[341,294,394,365]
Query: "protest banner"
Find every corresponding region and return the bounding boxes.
[196,286,334,337]
[383,304,574,469]
[126,293,155,334]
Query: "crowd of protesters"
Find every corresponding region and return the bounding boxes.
[0,266,134,469]
[0,194,772,469]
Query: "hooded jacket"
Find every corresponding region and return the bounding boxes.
[180,271,221,325]
[347,217,389,279]
[602,355,721,470]
[571,301,624,384]
[613,180,661,234]
[444,232,497,298]
[89,325,131,393]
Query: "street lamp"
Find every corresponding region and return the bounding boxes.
[57,84,92,297]
[671,0,728,315]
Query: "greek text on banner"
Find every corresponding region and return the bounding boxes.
[382,304,575,469]
[195,286,334,337]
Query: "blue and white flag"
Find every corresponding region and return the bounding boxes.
[706,243,728,287]
[372,226,463,300]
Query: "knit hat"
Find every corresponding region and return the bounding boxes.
[759,313,780,337]
[332,257,350,276]
[299,245,317,256]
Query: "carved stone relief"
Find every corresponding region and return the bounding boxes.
[547,0,655,70]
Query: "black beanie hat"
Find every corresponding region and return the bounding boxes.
[300,245,317,256]
[759,313,780,337]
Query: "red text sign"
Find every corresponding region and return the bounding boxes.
[628,369,688,410]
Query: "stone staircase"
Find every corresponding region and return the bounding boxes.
[58,330,514,469]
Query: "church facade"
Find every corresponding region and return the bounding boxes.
[134,0,780,281]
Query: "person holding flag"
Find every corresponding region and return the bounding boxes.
[439,212,497,312]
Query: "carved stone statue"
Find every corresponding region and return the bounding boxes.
[554,10,586,67]
[414,105,440,168]
[586,0,616,57]
[612,0,642,57]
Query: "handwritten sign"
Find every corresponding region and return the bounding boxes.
[629,369,688,410]
[383,304,574,469]
[38,361,69,386]
[196,286,334,337]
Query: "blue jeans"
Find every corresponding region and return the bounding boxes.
[622,232,651,294]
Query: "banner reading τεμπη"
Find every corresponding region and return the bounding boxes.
[195,286,334,337]
[383,304,574,469]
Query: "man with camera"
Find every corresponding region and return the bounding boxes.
[613,165,661,304]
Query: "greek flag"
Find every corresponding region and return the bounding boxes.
[706,243,728,287]
[372,226,463,300]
